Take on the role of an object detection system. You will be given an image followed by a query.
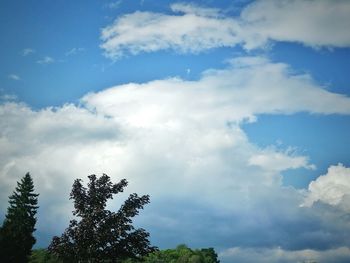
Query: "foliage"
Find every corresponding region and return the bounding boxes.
[30,245,219,263]
[29,249,61,263]
[0,172,39,263]
[122,244,220,263]
[48,174,157,262]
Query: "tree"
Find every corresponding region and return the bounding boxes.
[124,244,220,263]
[0,172,39,263]
[49,174,157,262]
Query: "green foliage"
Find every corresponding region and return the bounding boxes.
[29,249,61,263]
[48,174,157,262]
[0,172,39,263]
[122,244,220,263]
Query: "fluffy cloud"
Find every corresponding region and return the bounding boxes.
[220,246,350,263]
[1,57,350,252]
[241,0,350,49]
[303,164,350,211]
[84,56,350,120]
[100,3,240,59]
[100,1,350,59]
[249,147,315,173]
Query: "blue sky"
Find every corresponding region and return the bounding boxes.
[1,1,350,262]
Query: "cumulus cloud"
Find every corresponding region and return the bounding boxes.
[100,3,240,59]
[1,57,350,251]
[303,164,350,210]
[0,103,120,228]
[220,246,350,263]
[249,147,316,172]
[100,0,350,59]
[241,0,350,49]
[84,56,350,120]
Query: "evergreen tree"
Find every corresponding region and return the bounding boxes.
[0,172,39,262]
[49,174,157,262]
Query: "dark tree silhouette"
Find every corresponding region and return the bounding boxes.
[49,174,157,262]
[0,172,39,263]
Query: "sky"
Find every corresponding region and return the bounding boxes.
[1,0,350,262]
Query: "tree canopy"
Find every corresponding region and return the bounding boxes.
[0,172,39,262]
[123,244,220,263]
[49,174,157,262]
[31,245,221,263]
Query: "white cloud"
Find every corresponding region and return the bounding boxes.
[0,102,120,215]
[249,147,316,172]
[1,57,350,250]
[171,3,222,18]
[303,164,350,210]
[79,56,350,198]
[241,0,350,49]
[220,246,350,263]
[37,56,55,64]
[100,4,241,59]
[84,57,350,122]
[100,0,350,59]
[21,48,35,56]
[8,74,20,81]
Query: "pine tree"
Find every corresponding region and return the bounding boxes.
[49,174,157,262]
[0,172,39,263]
